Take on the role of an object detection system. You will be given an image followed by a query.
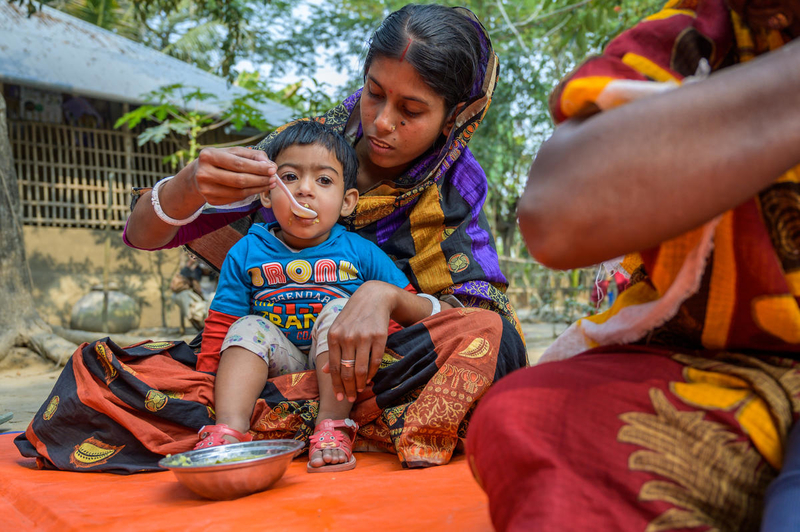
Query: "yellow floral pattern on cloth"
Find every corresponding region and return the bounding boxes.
[250,399,318,443]
[397,322,497,465]
[144,390,169,413]
[290,372,306,388]
[619,387,772,532]
[69,437,125,469]
[618,352,800,531]
[95,342,118,384]
[43,396,59,421]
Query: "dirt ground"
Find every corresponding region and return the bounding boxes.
[0,321,567,434]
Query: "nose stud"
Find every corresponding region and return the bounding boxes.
[391,124,396,132]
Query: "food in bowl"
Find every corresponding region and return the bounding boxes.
[159,439,305,500]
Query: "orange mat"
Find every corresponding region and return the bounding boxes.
[0,433,492,531]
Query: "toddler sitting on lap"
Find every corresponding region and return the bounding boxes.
[196,120,418,472]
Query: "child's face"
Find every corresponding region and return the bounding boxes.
[260,143,358,249]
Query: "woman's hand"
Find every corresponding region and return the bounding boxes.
[188,146,278,206]
[126,146,277,249]
[323,281,445,402]
[323,281,393,403]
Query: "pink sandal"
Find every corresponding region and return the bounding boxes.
[307,418,359,473]
[194,424,253,449]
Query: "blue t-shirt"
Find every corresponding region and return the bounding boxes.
[211,223,411,351]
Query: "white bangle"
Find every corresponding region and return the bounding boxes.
[417,293,441,316]
[151,176,205,226]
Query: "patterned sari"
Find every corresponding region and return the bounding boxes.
[15,8,527,473]
[467,0,800,529]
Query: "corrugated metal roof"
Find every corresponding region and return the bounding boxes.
[0,3,295,123]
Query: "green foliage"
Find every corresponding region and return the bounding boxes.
[124,0,318,79]
[17,0,298,79]
[9,0,47,15]
[114,72,336,169]
[123,0,264,77]
[17,0,660,263]
[46,0,139,38]
[114,80,274,168]
[237,74,338,118]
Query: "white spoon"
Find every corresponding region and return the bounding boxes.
[273,177,317,219]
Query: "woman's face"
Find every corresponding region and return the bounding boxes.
[359,56,453,173]
[727,0,800,35]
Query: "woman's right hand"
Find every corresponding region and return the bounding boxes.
[125,146,278,249]
[188,146,278,206]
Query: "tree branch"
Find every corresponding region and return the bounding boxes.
[495,0,530,53]
[516,0,594,27]
[207,133,268,149]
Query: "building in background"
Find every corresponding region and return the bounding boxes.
[0,3,293,329]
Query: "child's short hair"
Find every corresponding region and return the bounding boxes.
[264,120,358,190]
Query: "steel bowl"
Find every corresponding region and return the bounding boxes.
[158,439,305,500]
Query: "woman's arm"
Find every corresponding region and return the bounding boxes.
[520,40,800,270]
[125,146,278,249]
[324,281,450,402]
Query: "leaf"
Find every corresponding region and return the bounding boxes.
[137,121,190,145]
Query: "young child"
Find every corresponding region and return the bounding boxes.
[195,120,419,473]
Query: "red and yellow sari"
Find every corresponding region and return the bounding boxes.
[468,0,800,529]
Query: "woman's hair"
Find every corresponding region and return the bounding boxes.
[265,120,359,190]
[363,4,484,114]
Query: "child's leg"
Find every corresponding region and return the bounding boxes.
[211,315,307,442]
[309,299,356,468]
[761,421,800,531]
[214,345,270,439]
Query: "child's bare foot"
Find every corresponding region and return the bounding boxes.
[308,447,350,467]
[307,419,358,473]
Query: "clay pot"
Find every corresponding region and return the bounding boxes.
[70,284,140,333]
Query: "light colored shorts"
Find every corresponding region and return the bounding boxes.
[220,298,347,378]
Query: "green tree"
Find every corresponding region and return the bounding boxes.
[115,82,278,168]
[115,73,335,169]
[48,0,138,38]
[12,0,298,79]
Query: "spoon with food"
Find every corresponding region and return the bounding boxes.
[273,176,317,219]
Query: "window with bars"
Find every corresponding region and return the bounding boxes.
[9,119,252,229]
[9,120,174,229]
